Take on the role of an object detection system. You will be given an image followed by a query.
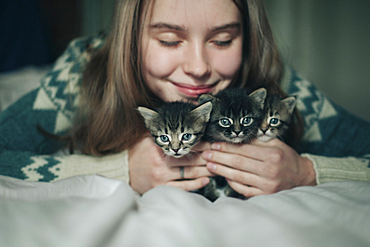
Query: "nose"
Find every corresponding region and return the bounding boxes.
[234,131,242,136]
[183,43,211,78]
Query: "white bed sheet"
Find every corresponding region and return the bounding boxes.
[0,175,369,247]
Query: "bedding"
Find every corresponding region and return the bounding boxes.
[0,174,369,247]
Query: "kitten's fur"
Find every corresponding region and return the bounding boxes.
[197,88,267,201]
[137,101,212,158]
[257,95,296,143]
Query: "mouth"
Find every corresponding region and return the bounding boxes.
[171,81,217,98]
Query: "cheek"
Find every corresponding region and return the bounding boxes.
[142,44,178,78]
[211,47,243,78]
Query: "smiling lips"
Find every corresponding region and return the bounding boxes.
[172,82,216,97]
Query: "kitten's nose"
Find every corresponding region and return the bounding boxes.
[234,131,242,136]
[261,128,268,134]
[172,149,180,153]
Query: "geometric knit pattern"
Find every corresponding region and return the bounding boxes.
[0,34,369,182]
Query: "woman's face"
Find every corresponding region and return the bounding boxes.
[141,0,243,103]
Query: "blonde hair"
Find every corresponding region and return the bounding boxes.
[70,0,303,155]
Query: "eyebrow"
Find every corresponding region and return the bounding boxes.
[149,21,241,32]
[149,22,186,31]
[210,22,241,32]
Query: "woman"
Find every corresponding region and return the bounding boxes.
[0,0,369,198]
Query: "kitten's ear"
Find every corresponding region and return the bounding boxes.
[282,96,297,114]
[198,94,217,104]
[249,88,267,109]
[137,107,159,127]
[191,101,213,122]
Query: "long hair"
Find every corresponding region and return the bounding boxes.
[70,0,303,155]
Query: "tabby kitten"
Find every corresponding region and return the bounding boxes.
[197,88,267,201]
[257,95,296,143]
[137,101,212,158]
[199,88,267,144]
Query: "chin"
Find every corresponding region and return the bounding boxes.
[257,135,274,142]
[165,151,187,158]
[223,136,244,144]
[230,138,244,143]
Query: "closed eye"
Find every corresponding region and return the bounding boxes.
[159,40,181,48]
[213,40,232,47]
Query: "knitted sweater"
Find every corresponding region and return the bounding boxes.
[1,35,370,184]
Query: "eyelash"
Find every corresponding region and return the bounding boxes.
[159,40,180,47]
[213,40,232,47]
[158,40,233,48]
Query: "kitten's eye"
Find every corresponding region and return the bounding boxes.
[219,118,232,127]
[182,133,192,141]
[269,118,280,126]
[160,135,170,142]
[241,117,253,126]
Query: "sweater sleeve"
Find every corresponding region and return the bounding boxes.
[0,35,130,183]
[281,68,370,184]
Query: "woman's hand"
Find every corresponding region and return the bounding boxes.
[128,134,212,195]
[201,138,316,197]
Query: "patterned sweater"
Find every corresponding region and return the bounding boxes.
[1,35,370,184]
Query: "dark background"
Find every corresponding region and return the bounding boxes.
[0,0,81,72]
[1,0,369,122]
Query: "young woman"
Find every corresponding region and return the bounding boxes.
[0,0,369,198]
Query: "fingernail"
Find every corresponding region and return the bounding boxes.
[207,162,217,171]
[202,151,212,160]
[211,143,221,150]
[202,178,209,185]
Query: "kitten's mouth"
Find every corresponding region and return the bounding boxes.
[229,137,244,143]
[171,81,217,98]
[257,133,274,142]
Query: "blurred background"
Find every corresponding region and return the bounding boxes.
[1,0,369,122]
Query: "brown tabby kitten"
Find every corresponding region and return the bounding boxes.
[137,101,212,158]
[257,95,296,143]
[197,88,267,202]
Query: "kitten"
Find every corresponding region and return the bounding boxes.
[257,95,296,143]
[199,88,267,144]
[197,88,267,201]
[137,101,212,158]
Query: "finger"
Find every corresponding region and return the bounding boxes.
[166,152,207,167]
[227,180,265,197]
[169,166,214,181]
[206,161,262,185]
[167,177,210,191]
[192,141,212,152]
[210,142,272,161]
[250,137,284,147]
[203,150,263,175]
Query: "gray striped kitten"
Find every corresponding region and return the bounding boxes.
[137,101,212,158]
[257,95,296,143]
[197,88,267,201]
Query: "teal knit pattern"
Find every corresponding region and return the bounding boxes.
[0,35,105,181]
[0,35,369,182]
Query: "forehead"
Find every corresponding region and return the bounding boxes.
[144,0,241,27]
